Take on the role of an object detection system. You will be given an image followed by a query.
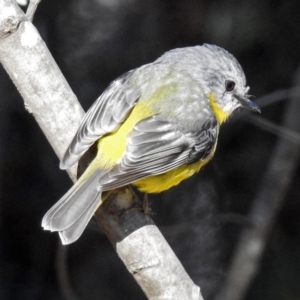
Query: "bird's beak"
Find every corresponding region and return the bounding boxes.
[234,94,261,113]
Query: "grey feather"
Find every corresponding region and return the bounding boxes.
[42,169,105,233]
[186,118,218,163]
[58,199,101,245]
[60,72,140,169]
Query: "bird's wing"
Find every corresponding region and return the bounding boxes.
[60,71,140,169]
[98,114,218,190]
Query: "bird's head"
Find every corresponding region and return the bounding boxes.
[157,44,260,118]
[199,44,260,116]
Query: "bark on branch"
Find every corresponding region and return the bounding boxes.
[0,1,203,299]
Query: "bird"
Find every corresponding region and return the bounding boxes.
[42,44,260,244]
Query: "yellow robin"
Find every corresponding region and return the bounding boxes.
[42,44,260,244]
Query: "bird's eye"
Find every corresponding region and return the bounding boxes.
[225,80,235,92]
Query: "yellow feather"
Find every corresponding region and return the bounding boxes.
[90,84,178,170]
[95,102,154,169]
[209,92,230,124]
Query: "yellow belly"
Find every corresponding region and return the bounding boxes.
[132,146,216,193]
[132,160,205,193]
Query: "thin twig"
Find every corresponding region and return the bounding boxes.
[26,0,41,22]
[216,67,300,300]
[246,114,300,143]
[232,87,300,123]
[55,242,80,300]
[256,86,300,108]
[231,87,300,144]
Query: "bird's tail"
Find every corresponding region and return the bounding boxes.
[42,169,106,244]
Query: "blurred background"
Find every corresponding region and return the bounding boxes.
[1,0,300,299]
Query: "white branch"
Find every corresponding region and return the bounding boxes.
[0,0,83,181]
[118,225,201,300]
[0,1,204,299]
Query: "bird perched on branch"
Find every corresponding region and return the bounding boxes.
[42,44,260,244]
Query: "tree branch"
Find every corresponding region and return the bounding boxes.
[96,187,202,300]
[0,1,203,299]
[0,0,83,181]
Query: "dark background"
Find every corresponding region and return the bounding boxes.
[1,0,300,299]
